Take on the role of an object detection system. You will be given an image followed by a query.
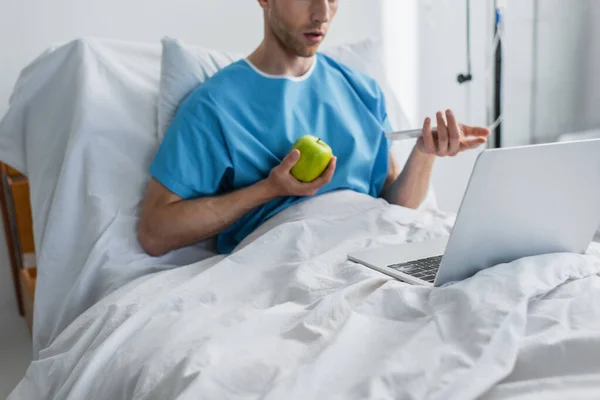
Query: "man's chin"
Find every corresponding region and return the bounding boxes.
[295,46,319,58]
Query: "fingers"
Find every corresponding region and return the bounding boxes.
[271,151,336,198]
[416,112,489,157]
[282,156,337,197]
[459,137,487,152]
[280,149,301,171]
[308,156,337,189]
[461,124,491,138]
[421,117,435,153]
[446,110,461,156]
[436,112,449,156]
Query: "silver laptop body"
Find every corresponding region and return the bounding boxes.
[348,139,600,287]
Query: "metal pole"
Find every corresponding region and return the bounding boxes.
[493,2,503,148]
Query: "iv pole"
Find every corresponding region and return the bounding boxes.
[493,1,503,148]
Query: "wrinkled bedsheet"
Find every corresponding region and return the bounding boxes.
[9,191,600,400]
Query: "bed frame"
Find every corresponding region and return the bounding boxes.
[0,162,36,334]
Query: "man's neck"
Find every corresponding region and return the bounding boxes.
[247,40,315,78]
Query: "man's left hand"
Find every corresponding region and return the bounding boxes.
[416,109,490,157]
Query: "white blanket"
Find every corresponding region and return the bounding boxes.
[10,191,600,400]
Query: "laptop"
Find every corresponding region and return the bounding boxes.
[348,139,600,287]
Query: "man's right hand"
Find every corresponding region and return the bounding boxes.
[266,149,337,197]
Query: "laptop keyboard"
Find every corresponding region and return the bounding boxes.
[387,255,443,283]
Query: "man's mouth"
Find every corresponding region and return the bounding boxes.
[304,31,325,44]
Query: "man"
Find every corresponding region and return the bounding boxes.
[138,0,490,257]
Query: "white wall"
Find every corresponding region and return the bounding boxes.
[503,0,600,146]
[580,3,600,133]
[532,0,600,142]
[502,0,536,147]
[382,0,419,127]
[0,0,382,117]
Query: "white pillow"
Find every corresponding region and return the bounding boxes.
[158,37,437,209]
[158,39,243,140]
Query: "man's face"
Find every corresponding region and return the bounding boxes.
[263,0,338,57]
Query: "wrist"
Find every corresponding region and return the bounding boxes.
[257,178,280,201]
[413,144,437,163]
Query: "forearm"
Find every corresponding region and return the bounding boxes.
[139,179,278,256]
[382,146,436,209]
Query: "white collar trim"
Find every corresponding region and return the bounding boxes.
[243,57,317,82]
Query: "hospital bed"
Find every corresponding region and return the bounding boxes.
[1,37,600,400]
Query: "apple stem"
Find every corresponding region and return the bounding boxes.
[317,138,321,144]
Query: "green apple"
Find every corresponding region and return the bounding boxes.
[290,134,334,182]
